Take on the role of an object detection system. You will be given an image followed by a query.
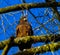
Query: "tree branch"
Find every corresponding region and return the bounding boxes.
[0,2,60,14]
[2,37,15,55]
[50,0,60,21]
[0,34,60,50]
[2,45,10,55]
[13,41,60,55]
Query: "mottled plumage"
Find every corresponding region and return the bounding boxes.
[16,16,33,51]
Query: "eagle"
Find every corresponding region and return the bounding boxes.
[16,16,33,51]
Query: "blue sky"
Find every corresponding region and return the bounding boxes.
[0,0,60,55]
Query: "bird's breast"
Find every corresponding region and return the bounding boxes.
[17,24,31,37]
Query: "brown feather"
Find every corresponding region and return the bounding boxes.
[16,17,33,51]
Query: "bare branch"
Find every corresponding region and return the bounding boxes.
[2,45,9,55]
[0,2,60,14]
[2,36,15,55]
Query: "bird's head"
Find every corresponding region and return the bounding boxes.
[20,16,27,24]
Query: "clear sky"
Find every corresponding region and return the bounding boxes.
[0,0,60,55]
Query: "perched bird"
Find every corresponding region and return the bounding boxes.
[16,16,33,51]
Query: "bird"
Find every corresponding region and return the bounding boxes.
[16,16,33,51]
